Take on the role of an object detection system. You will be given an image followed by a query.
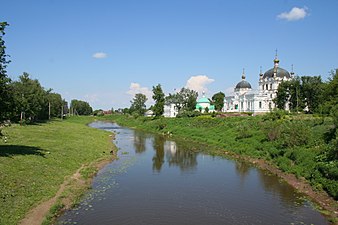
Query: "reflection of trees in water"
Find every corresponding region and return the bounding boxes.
[133,130,146,154]
[257,169,305,207]
[235,159,305,208]
[166,141,198,172]
[235,160,251,181]
[151,136,198,172]
[152,135,166,172]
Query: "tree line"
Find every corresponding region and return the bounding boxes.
[0,22,92,125]
[127,71,337,119]
[274,71,338,116]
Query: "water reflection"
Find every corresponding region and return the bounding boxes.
[133,130,147,154]
[235,160,251,180]
[149,133,199,172]
[152,135,165,171]
[166,140,198,171]
[257,169,305,207]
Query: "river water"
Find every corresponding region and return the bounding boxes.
[57,121,329,225]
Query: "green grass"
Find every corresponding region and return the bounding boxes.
[0,116,114,225]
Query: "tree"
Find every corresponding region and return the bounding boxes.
[301,76,323,113]
[165,92,183,112]
[130,93,148,116]
[274,81,290,110]
[166,88,198,112]
[152,84,165,117]
[321,69,338,114]
[212,92,225,111]
[274,76,324,113]
[0,22,12,122]
[70,99,93,115]
[48,92,63,118]
[180,88,198,111]
[11,72,49,121]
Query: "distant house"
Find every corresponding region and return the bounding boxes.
[144,110,155,117]
[164,103,179,118]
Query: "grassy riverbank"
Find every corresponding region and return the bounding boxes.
[104,113,338,202]
[0,117,115,225]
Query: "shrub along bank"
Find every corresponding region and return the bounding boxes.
[0,117,114,225]
[105,112,338,200]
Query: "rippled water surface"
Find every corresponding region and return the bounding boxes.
[57,121,329,225]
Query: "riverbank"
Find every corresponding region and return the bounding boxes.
[103,113,338,223]
[0,117,116,225]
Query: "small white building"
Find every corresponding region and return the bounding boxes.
[224,54,293,114]
[144,110,155,117]
[164,103,179,118]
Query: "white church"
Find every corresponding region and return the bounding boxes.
[223,54,294,114]
[164,53,294,117]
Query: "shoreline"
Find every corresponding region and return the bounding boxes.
[19,133,117,225]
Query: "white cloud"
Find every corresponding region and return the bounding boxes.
[92,52,108,59]
[126,82,153,101]
[277,7,308,21]
[185,75,214,94]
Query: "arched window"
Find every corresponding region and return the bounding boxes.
[270,84,273,90]
[266,84,268,90]
[259,101,262,108]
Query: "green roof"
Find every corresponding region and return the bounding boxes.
[197,97,210,103]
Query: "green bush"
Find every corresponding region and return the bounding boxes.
[176,110,201,118]
[275,157,292,172]
[262,109,288,121]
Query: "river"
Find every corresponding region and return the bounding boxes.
[57,121,329,225]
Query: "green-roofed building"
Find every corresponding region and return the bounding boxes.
[196,92,215,113]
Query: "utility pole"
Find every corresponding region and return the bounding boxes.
[61,105,64,120]
[20,94,24,126]
[48,101,51,120]
[296,86,299,113]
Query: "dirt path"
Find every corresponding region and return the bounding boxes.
[19,165,85,225]
[19,155,115,225]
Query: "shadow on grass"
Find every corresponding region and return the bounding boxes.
[0,145,46,157]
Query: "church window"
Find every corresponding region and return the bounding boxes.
[259,101,262,108]
[235,104,238,110]
[266,84,268,90]
[270,84,272,90]
[262,85,264,90]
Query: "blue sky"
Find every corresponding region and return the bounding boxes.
[1,0,338,110]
